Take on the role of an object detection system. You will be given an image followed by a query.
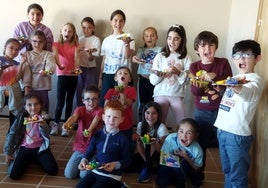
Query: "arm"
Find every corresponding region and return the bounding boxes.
[86,115,102,134]
[74,46,80,68]
[62,113,79,130]
[98,56,105,89]
[175,149,200,170]
[52,46,64,69]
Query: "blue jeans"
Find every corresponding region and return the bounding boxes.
[217,129,253,188]
[76,67,97,106]
[64,151,88,179]
[194,108,218,170]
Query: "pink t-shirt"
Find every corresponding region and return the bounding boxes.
[53,42,78,76]
[73,106,103,153]
[104,86,137,130]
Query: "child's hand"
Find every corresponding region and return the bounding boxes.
[132,56,145,64]
[57,64,65,70]
[103,162,116,172]
[5,155,14,164]
[78,159,88,170]
[20,53,27,64]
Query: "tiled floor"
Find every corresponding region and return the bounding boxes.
[0,117,224,188]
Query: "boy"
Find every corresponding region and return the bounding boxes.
[63,85,103,179]
[214,40,263,187]
[190,31,232,176]
[76,100,131,188]
[156,118,203,188]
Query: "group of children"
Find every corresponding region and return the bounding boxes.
[0,2,264,188]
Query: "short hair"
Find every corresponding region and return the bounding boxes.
[110,9,126,22]
[27,3,44,15]
[82,85,100,98]
[178,118,199,133]
[194,31,219,51]
[104,100,124,114]
[115,66,133,86]
[232,39,261,57]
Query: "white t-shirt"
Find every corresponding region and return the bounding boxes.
[214,73,264,136]
[136,122,169,138]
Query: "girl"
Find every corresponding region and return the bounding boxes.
[99,9,135,107]
[135,101,169,183]
[132,27,161,121]
[13,3,53,60]
[104,66,136,147]
[77,17,101,106]
[24,30,56,120]
[0,38,31,128]
[149,24,192,127]
[51,23,80,136]
[4,93,58,180]
[157,118,203,188]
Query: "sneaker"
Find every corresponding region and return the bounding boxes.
[137,167,151,183]
[50,122,58,135]
[61,127,69,137]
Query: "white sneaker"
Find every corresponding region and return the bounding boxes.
[50,123,58,135]
[61,127,69,137]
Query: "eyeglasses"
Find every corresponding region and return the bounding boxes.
[232,52,255,60]
[83,97,98,102]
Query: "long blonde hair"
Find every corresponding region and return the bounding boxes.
[58,22,79,46]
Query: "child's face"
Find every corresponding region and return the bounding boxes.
[81,22,95,37]
[144,106,158,126]
[27,8,43,27]
[4,41,20,60]
[115,68,131,86]
[61,25,75,42]
[143,29,158,48]
[110,14,125,34]
[102,108,124,129]
[196,43,217,64]
[177,122,197,147]
[25,98,42,116]
[82,92,99,111]
[31,35,45,52]
[167,31,181,53]
[232,50,260,74]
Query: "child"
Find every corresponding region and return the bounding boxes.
[135,101,169,183]
[99,9,135,107]
[76,100,131,188]
[157,118,203,188]
[24,30,56,120]
[63,85,103,179]
[51,22,80,136]
[149,24,192,127]
[189,31,232,176]
[214,40,263,187]
[132,27,161,121]
[104,66,136,147]
[0,38,31,128]
[13,3,53,60]
[77,17,101,106]
[4,93,58,180]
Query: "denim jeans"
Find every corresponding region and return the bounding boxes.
[217,129,253,188]
[64,151,88,179]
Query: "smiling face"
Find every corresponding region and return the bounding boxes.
[82,92,99,111]
[177,122,198,147]
[4,41,20,60]
[143,28,158,48]
[102,108,124,130]
[61,24,75,42]
[25,97,42,117]
[167,31,181,53]
[196,42,216,64]
[232,51,260,74]
[144,106,158,126]
[115,68,132,86]
[27,8,43,27]
[110,14,125,35]
[81,21,95,37]
[31,35,45,52]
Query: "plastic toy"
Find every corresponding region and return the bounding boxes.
[23,114,43,125]
[85,160,100,170]
[114,84,125,93]
[83,129,90,137]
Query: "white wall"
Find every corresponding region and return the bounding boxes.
[0,0,260,125]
